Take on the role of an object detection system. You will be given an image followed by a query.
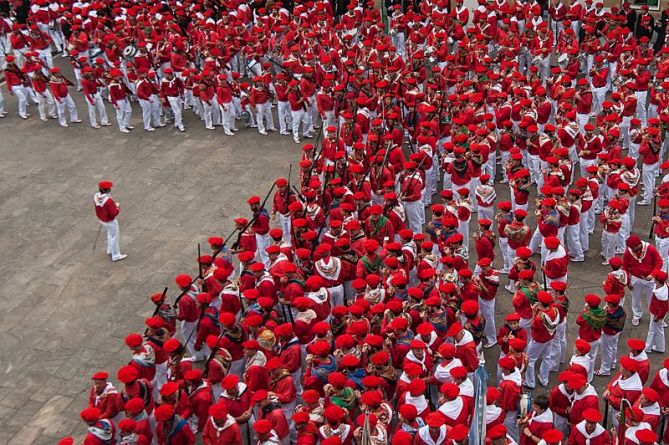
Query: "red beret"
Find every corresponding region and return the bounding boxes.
[117,365,139,383]
[175,274,192,288]
[154,404,175,421]
[253,419,273,434]
[627,338,646,351]
[91,371,109,380]
[80,407,101,422]
[582,408,601,423]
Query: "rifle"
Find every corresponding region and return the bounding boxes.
[291,185,306,202]
[143,286,169,335]
[173,244,207,309]
[649,193,657,239]
[212,227,240,260]
[202,330,225,378]
[197,243,203,280]
[231,182,277,251]
[603,398,609,430]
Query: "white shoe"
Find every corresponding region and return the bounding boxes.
[19,114,29,119]
[145,127,155,132]
[61,123,69,127]
[120,128,130,133]
[206,126,215,130]
[601,260,609,265]
[157,123,166,128]
[101,122,112,126]
[179,126,185,132]
[92,124,101,129]
[638,201,650,206]
[259,130,268,135]
[232,128,239,132]
[224,131,234,136]
[41,117,48,122]
[571,257,585,262]
[294,138,301,144]
[632,318,640,326]
[112,254,128,262]
[72,119,82,123]
[303,134,313,139]
[280,131,290,135]
[127,126,134,130]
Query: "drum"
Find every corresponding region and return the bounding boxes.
[122,45,138,59]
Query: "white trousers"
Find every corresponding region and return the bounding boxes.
[499,238,513,273]
[566,223,584,259]
[328,284,345,308]
[525,338,554,388]
[256,102,274,133]
[646,317,666,352]
[550,319,567,371]
[579,337,600,382]
[597,332,621,373]
[87,93,109,126]
[635,91,648,125]
[504,411,519,442]
[579,212,590,252]
[291,108,311,140]
[277,101,292,133]
[601,231,618,261]
[55,94,79,126]
[630,275,654,320]
[279,213,292,246]
[100,219,122,259]
[179,320,206,360]
[11,85,28,116]
[641,162,658,203]
[36,90,56,120]
[402,199,424,234]
[139,98,154,130]
[478,297,496,344]
[114,98,132,130]
[167,96,184,130]
[219,102,235,133]
[256,233,270,267]
[655,236,669,272]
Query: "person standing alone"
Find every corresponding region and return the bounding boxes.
[93,180,127,262]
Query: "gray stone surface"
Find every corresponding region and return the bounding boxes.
[0,64,666,443]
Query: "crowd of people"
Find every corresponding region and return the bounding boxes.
[6,0,669,443]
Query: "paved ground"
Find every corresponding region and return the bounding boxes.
[0,63,666,444]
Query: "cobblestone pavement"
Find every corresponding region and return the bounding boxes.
[0,63,665,444]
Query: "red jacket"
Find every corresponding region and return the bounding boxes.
[202,415,241,445]
[93,193,119,222]
[567,422,611,445]
[623,242,663,278]
[189,383,214,433]
[156,417,196,445]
